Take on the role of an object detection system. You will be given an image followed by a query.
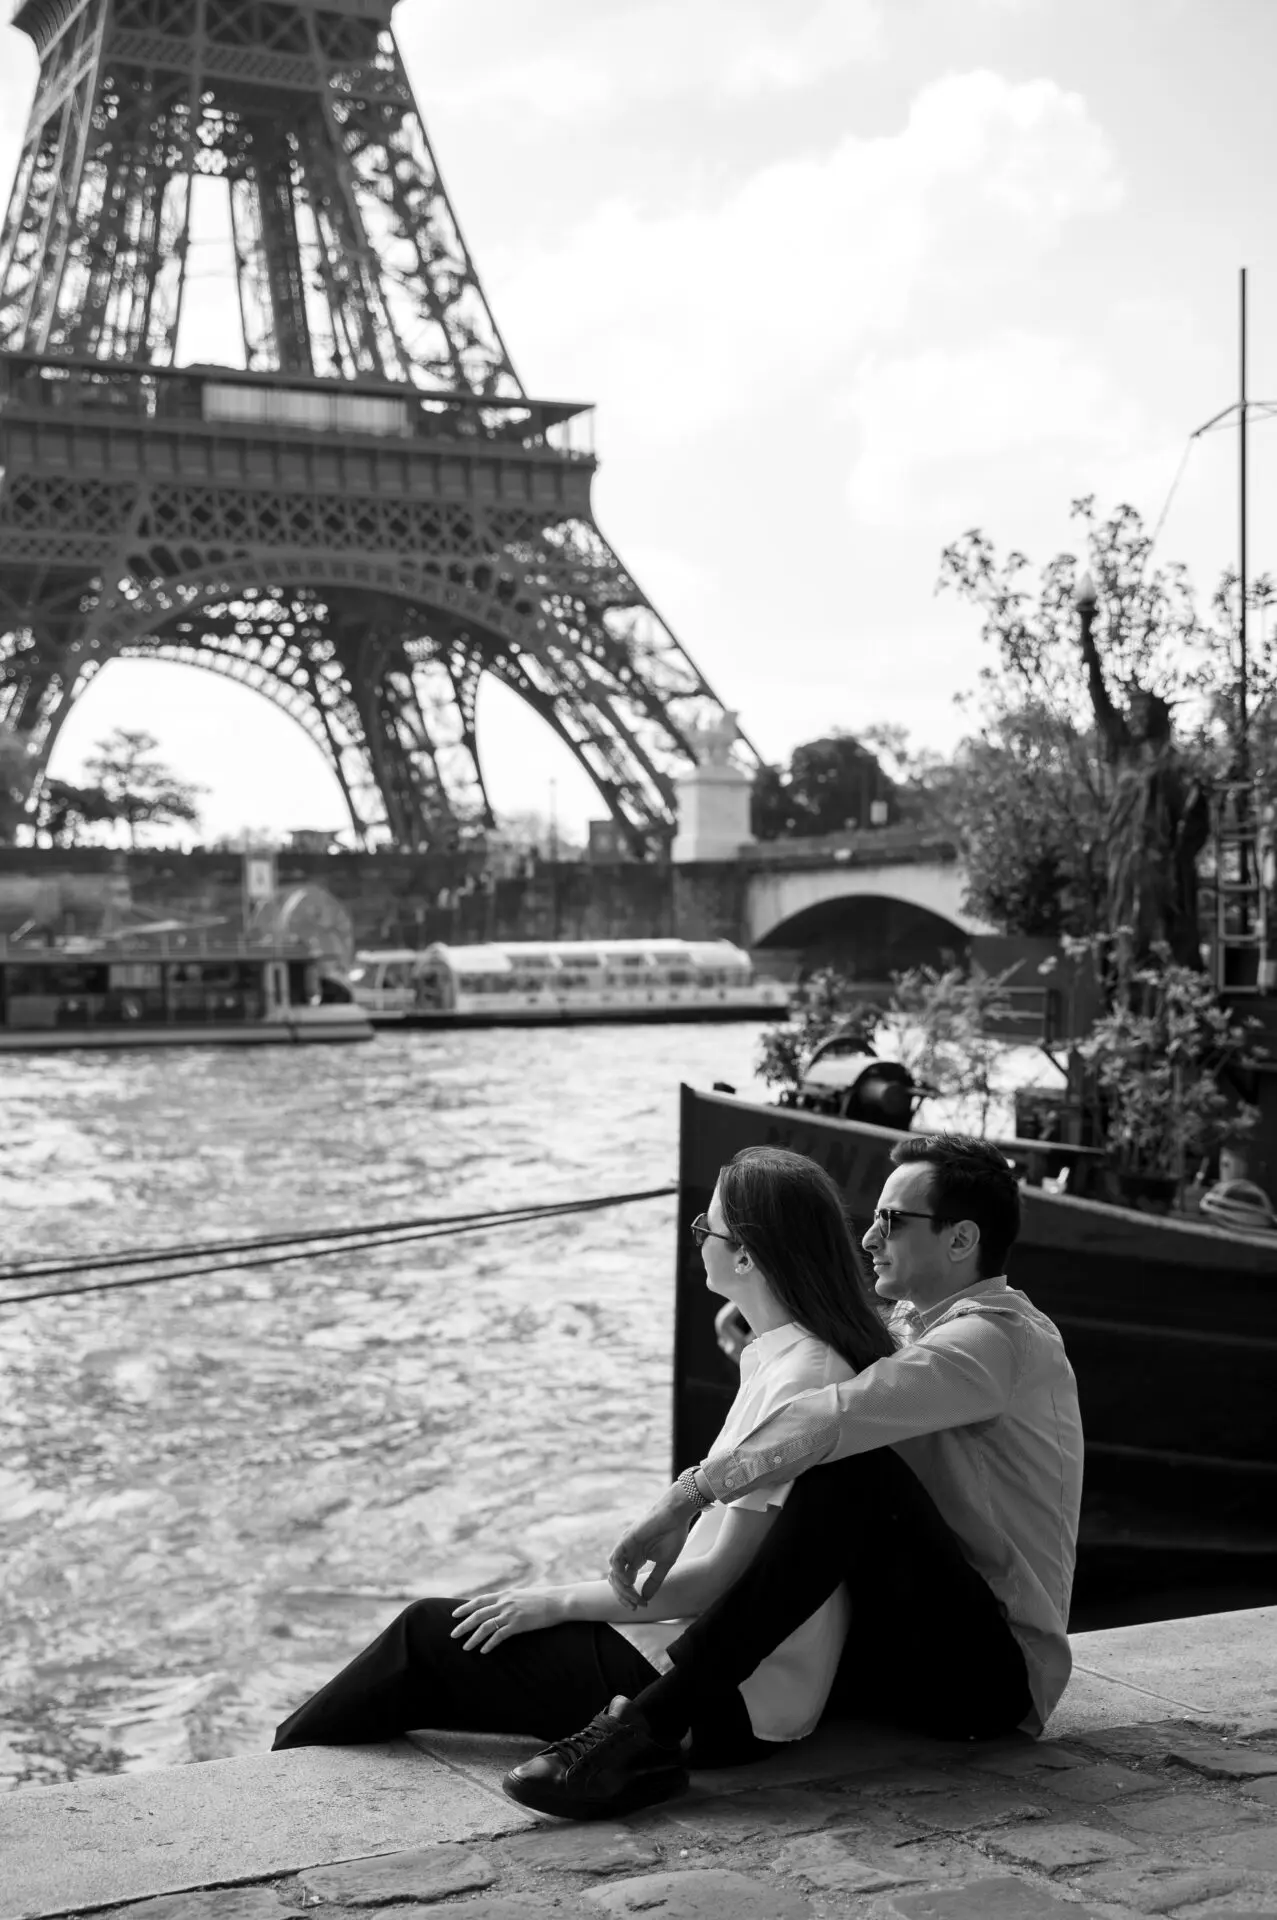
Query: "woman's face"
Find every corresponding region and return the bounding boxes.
[701,1182,743,1301]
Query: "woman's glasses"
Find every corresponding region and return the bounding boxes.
[690,1212,736,1249]
[871,1208,937,1239]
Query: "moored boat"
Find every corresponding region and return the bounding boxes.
[349,937,791,1027]
[0,934,373,1049]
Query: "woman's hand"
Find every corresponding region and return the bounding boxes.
[450,1587,566,1653]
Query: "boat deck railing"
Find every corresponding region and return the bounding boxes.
[0,932,311,960]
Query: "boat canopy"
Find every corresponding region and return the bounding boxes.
[428,945,517,977]
[418,939,754,976]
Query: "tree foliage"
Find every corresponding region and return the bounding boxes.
[82,729,203,848]
[938,498,1276,964]
[757,960,1022,1135]
[36,778,118,847]
[881,963,1023,1136]
[751,732,893,839]
[1075,942,1259,1178]
[756,968,879,1090]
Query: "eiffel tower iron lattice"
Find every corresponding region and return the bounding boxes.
[0,0,757,848]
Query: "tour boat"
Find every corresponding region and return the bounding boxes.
[0,935,373,1049]
[672,1082,1277,1629]
[348,938,791,1027]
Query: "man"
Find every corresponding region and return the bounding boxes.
[504,1132,1083,1819]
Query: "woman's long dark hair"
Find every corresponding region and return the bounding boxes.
[717,1146,896,1373]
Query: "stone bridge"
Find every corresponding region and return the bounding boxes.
[0,828,984,977]
[734,828,989,977]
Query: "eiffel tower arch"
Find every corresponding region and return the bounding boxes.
[0,0,757,849]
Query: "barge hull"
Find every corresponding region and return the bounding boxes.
[374,1003,784,1029]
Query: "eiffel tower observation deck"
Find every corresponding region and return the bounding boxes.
[0,0,756,849]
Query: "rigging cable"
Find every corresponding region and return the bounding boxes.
[1147,433,1197,557]
[0,1187,677,1283]
[0,1186,677,1308]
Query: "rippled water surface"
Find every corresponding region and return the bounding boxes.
[0,1024,782,1788]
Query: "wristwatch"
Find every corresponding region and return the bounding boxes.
[675,1466,714,1512]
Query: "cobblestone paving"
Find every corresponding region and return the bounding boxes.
[64,1719,1277,1920]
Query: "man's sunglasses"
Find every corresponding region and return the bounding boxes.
[690,1212,736,1249]
[871,1208,937,1238]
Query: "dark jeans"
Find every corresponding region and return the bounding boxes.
[639,1446,1034,1744]
[271,1597,762,1762]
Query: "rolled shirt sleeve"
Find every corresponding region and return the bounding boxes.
[699,1308,1022,1503]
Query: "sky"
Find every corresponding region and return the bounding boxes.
[1,0,1275,843]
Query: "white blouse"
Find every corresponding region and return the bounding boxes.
[618,1321,855,1741]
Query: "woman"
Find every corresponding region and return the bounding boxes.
[272,1146,895,1765]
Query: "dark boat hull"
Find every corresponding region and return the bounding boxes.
[674,1087,1277,1627]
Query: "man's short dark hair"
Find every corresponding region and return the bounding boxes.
[889,1133,1021,1277]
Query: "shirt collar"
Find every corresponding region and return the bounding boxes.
[739,1320,806,1373]
[895,1275,1009,1337]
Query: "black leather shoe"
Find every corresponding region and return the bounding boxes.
[502,1696,688,1820]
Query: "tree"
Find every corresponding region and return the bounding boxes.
[938,498,1272,970]
[494,808,585,861]
[947,706,1106,940]
[82,729,204,848]
[857,723,957,832]
[751,732,894,839]
[35,777,117,847]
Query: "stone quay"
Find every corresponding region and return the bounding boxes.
[5,1605,1276,1920]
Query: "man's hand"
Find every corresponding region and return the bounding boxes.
[609,1482,698,1609]
[450,1587,565,1653]
[714,1302,754,1366]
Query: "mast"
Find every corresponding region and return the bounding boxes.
[1239,265,1250,780]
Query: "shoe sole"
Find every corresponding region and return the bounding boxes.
[501,1768,689,1822]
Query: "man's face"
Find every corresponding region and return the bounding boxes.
[862,1163,959,1308]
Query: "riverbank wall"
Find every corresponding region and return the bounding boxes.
[0,848,750,952]
[5,1605,1276,1920]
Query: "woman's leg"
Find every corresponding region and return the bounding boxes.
[272,1598,660,1750]
[636,1449,1032,1745]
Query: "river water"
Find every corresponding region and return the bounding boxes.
[1,1023,790,1790]
[0,1022,1054,1791]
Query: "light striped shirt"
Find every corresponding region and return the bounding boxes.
[698,1277,1083,1734]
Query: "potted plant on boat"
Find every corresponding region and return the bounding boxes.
[1074,942,1259,1211]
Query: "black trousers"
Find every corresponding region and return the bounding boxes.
[273,1450,1032,1762]
[639,1446,1034,1744]
[270,1597,763,1762]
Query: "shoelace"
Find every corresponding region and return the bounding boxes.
[546,1711,621,1769]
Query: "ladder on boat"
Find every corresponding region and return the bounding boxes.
[1210,781,1274,993]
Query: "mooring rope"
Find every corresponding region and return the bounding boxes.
[0,1185,678,1308]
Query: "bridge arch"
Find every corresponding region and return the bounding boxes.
[748,862,991,977]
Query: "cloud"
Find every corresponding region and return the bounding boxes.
[409,0,883,117]
[843,330,1146,526]
[494,69,1122,441]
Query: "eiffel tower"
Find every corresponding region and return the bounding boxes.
[0,0,756,850]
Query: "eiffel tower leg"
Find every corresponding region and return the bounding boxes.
[0,2,109,348]
[438,642,496,828]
